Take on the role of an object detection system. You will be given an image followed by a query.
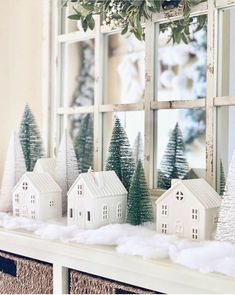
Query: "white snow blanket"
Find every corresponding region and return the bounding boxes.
[0,212,235,278]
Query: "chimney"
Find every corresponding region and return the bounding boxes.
[171,179,180,187]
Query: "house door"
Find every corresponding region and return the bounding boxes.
[77,209,85,228]
[175,220,184,237]
[21,205,28,218]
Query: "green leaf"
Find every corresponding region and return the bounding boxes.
[121,25,129,35]
[88,16,95,30]
[68,14,81,20]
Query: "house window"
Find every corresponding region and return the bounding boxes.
[161,205,168,215]
[15,194,19,203]
[102,205,108,220]
[192,209,199,220]
[87,211,91,221]
[21,208,27,217]
[69,208,73,218]
[117,204,122,219]
[77,184,83,196]
[192,228,199,240]
[22,182,28,190]
[31,210,36,219]
[31,195,35,204]
[15,208,19,217]
[161,224,167,234]
[49,201,54,207]
[176,191,184,201]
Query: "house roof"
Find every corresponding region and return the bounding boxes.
[156,178,221,209]
[34,158,56,176]
[68,171,127,197]
[14,172,61,194]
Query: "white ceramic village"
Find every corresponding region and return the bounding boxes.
[0,128,224,242]
[2,125,235,277]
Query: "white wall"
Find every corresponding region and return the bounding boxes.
[0,0,44,180]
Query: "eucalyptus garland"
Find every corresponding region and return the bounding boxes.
[64,0,207,43]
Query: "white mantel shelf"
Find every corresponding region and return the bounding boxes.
[0,228,234,294]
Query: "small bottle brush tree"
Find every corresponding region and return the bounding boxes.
[158,123,189,190]
[132,132,144,166]
[19,104,45,171]
[0,132,26,212]
[127,160,153,225]
[55,130,79,216]
[74,114,93,173]
[215,151,235,243]
[105,117,135,192]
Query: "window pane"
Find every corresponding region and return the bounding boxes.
[156,19,207,101]
[217,106,235,194]
[217,7,235,96]
[59,4,82,34]
[59,40,95,108]
[104,34,145,104]
[103,111,144,168]
[155,109,206,189]
[69,113,94,173]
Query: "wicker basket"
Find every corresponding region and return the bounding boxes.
[69,270,158,294]
[0,250,53,294]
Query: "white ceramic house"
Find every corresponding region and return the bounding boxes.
[12,172,62,221]
[34,158,56,179]
[156,178,222,241]
[67,170,127,229]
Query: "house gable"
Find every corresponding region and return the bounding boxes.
[13,174,39,196]
[156,179,221,210]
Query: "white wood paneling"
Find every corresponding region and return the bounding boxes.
[0,229,235,294]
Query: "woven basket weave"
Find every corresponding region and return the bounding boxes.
[0,250,53,294]
[70,270,157,294]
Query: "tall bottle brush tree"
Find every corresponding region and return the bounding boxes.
[127,160,153,226]
[215,151,235,244]
[56,130,79,216]
[19,104,45,171]
[158,122,189,189]
[105,117,135,192]
[0,132,26,212]
[74,113,93,173]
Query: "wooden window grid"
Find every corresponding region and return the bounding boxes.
[47,0,235,198]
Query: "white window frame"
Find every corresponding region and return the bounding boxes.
[31,195,36,204]
[47,0,235,197]
[15,194,19,203]
[161,204,168,216]
[161,223,167,234]
[192,209,199,221]
[49,200,55,207]
[102,205,108,221]
[77,184,83,196]
[15,208,20,217]
[117,203,122,219]
[31,210,36,219]
[192,228,199,240]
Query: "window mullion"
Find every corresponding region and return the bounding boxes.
[144,20,156,189]
[206,0,217,187]
[93,16,103,171]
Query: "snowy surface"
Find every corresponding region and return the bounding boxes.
[0,212,235,278]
